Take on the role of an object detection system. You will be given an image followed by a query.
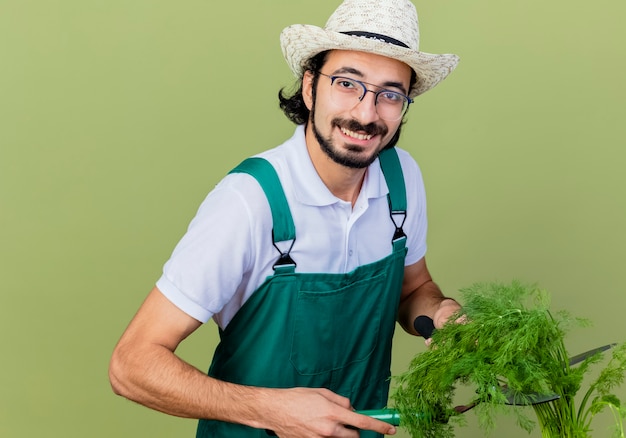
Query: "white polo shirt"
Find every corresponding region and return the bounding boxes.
[157,126,428,329]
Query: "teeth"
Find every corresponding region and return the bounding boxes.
[341,127,373,141]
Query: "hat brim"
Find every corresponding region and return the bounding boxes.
[281,24,459,98]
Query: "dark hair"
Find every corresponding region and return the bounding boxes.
[278,51,330,125]
[278,50,417,149]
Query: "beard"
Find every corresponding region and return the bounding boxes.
[310,106,391,169]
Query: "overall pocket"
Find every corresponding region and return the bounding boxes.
[289,272,386,376]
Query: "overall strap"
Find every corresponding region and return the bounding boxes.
[378,148,408,244]
[228,158,296,273]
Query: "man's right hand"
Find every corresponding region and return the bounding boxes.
[260,387,396,437]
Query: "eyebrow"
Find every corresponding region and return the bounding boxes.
[330,66,408,95]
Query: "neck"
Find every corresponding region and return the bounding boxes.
[305,129,367,207]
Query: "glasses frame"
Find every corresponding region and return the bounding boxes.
[317,72,414,121]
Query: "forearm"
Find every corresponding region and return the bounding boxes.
[397,280,460,336]
[109,344,395,436]
[109,340,270,427]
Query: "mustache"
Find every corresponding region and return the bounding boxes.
[332,118,388,137]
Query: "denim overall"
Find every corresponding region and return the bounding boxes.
[196,148,408,437]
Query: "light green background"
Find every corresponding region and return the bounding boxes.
[1,1,624,437]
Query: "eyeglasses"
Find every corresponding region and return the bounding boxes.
[318,72,413,121]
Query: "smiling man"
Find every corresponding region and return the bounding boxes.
[109,0,461,437]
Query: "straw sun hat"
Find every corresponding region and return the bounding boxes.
[280,0,459,97]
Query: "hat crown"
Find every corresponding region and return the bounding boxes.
[279,0,458,97]
[324,0,420,51]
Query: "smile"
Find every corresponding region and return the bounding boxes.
[340,127,373,141]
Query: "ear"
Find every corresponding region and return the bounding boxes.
[302,71,314,111]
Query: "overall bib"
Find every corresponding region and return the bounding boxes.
[196,148,408,438]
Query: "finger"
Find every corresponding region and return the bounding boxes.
[314,388,353,410]
[332,425,361,438]
[344,411,397,436]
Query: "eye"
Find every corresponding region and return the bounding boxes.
[333,77,359,91]
[378,91,405,105]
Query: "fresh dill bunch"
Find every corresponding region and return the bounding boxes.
[390,280,625,438]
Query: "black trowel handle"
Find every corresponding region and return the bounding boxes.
[413,315,435,338]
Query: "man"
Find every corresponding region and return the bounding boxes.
[109,0,461,436]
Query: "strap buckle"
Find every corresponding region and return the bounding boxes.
[390,210,407,241]
[272,230,297,269]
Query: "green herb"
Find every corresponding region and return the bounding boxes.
[391,280,626,437]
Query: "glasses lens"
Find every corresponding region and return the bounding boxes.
[375,91,408,121]
[329,76,364,104]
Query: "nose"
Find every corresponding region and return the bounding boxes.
[350,89,380,124]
